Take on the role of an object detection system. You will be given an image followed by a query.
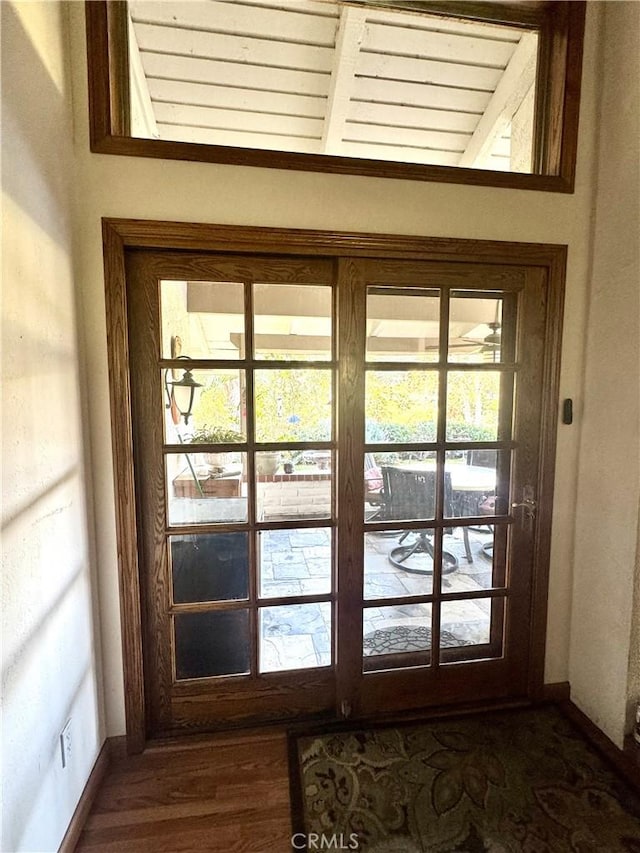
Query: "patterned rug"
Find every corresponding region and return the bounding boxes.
[290,706,640,852]
[363,626,466,656]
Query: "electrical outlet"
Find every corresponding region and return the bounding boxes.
[60,719,72,769]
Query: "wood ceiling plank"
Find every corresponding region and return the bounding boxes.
[134,23,334,73]
[344,122,470,152]
[129,1,339,46]
[357,52,504,91]
[349,101,478,134]
[339,141,460,165]
[154,102,323,136]
[231,0,339,15]
[353,76,490,114]
[155,123,321,152]
[363,21,518,68]
[365,6,522,42]
[148,79,325,119]
[141,54,330,97]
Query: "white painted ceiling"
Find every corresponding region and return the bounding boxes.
[128,0,538,171]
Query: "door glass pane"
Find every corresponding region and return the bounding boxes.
[445,448,505,518]
[174,610,250,679]
[365,371,438,443]
[160,280,245,359]
[253,283,332,361]
[166,451,247,526]
[440,597,504,662]
[449,295,503,363]
[440,524,508,593]
[163,368,245,444]
[446,370,501,441]
[366,288,439,362]
[256,452,331,522]
[375,468,438,523]
[364,450,436,521]
[259,603,332,672]
[254,369,332,442]
[363,604,432,671]
[364,533,433,599]
[258,528,332,598]
[171,532,249,603]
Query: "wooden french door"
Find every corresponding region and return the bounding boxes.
[125,247,550,739]
[336,258,545,719]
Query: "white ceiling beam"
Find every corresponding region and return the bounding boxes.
[458,32,538,169]
[128,16,159,139]
[321,6,366,154]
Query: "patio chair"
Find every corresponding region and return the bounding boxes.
[465,449,497,560]
[379,466,458,574]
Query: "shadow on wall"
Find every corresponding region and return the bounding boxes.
[2,3,103,851]
[1,3,72,246]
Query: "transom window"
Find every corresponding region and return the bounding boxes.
[86,1,585,192]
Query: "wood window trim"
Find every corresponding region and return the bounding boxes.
[87,1,585,193]
[103,218,566,752]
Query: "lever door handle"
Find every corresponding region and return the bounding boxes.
[512,492,536,533]
[511,500,536,513]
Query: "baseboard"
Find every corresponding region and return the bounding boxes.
[561,700,640,794]
[58,739,111,853]
[108,734,128,760]
[540,681,571,703]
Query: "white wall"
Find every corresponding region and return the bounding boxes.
[66,3,607,737]
[1,3,104,850]
[570,0,640,747]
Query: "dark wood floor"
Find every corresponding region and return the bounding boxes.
[76,728,292,852]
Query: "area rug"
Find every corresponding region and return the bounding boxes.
[363,626,466,656]
[289,706,640,852]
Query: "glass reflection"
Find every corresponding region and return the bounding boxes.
[171,532,249,603]
[174,610,250,680]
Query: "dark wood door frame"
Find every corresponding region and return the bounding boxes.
[102,218,566,753]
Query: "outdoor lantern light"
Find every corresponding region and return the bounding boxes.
[165,357,202,425]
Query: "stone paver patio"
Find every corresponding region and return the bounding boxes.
[257,525,495,672]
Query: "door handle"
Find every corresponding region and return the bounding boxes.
[511,499,536,513]
[511,485,536,531]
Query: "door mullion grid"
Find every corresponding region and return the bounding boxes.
[330,273,338,673]
[430,286,452,668]
[336,259,366,716]
[242,279,260,676]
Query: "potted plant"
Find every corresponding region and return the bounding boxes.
[256,450,280,476]
[189,425,244,470]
